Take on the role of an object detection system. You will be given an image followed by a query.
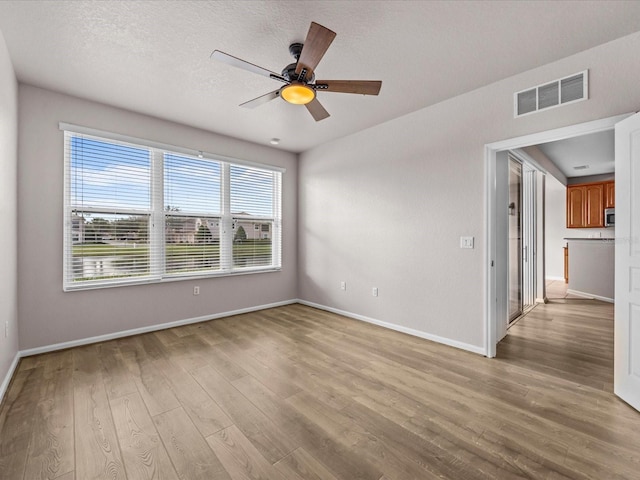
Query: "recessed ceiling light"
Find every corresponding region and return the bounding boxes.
[269,138,280,145]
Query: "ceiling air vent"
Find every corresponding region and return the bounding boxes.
[514,70,588,118]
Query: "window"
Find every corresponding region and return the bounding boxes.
[63,127,282,290]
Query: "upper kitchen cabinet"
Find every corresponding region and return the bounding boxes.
[567,185,586,228]
[566,181,607,228]
[605,181,615,208]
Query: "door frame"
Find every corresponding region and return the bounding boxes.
[484,113,632,357]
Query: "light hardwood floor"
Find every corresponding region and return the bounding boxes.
[1,301,639,479]
[545,279,569,299]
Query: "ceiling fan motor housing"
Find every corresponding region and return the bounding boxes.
[289,42,303,60]
[282,62,314,83]
[283,43,314,83]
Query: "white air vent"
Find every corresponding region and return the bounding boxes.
[514,70,588,117]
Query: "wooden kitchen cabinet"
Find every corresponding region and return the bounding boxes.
[567,186,586,228]
[566,181,606,228]
[584,183,604,227]
[605,181,615,208]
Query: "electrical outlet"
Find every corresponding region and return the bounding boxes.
[340,281,346,291]
[372,287,378,297]
[193,286,200,295]
[460,236,474,249]
[4,321,8,338]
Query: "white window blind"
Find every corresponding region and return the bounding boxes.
[164,153,222,276]
[63,129,282,290]
[229,165,281,270]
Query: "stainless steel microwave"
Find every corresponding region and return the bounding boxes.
[605,208,615,227]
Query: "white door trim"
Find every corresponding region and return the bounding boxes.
[484,113,632,357]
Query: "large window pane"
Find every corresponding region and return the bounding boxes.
[230,165,274,216]
[70,136,150,210]
[165,154,221,214]
[165,216,221,273]
[70,212,150,282]
[233,219,272,268]
[164,154,222,276]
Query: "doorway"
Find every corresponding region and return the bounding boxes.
[484,113,631,358]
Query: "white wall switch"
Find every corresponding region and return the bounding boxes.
[460,236,474,249]
[340,281,346,291]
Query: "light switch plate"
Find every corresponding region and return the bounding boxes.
[460,236,474,249]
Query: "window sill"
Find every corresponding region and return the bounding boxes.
[63,267,282,292]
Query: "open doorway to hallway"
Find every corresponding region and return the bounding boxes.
[487,111,640,412]
[484,113,630,358]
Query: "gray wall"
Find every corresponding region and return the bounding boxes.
[0,31,18,392]
[298,31,640,351]
[567,240,615,300]
[545,176,569,280]
[17,85,298,350]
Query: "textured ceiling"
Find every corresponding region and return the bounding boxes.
[1,1,639,153]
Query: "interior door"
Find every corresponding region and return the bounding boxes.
[614,112,640,412]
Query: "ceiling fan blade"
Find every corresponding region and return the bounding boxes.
[305,98,330,122]
[315,80,382,95]
[211,50,285,81]
[295,22,336,77]
[240,90,280,109]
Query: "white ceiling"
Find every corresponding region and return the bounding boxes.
[538,130,615,179]
[1,1,639,153]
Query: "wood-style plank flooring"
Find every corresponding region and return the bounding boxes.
[1,301,639,479]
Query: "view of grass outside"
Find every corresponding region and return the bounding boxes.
[232,239,272,267]
[72,240,272,281]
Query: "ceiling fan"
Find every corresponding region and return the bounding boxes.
[211,21,382,122]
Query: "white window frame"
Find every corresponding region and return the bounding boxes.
[62,123,284,291]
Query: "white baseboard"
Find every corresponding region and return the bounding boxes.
[7,297,484,404]
[566,289,614,303]
[297,299,485,356]
[0,351,21,405]
[20,299,298,357]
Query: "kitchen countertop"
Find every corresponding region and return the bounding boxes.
[564,237,615,242]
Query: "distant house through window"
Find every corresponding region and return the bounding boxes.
[63,127,283,290]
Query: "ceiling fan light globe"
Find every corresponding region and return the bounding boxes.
[281,84,315,105]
